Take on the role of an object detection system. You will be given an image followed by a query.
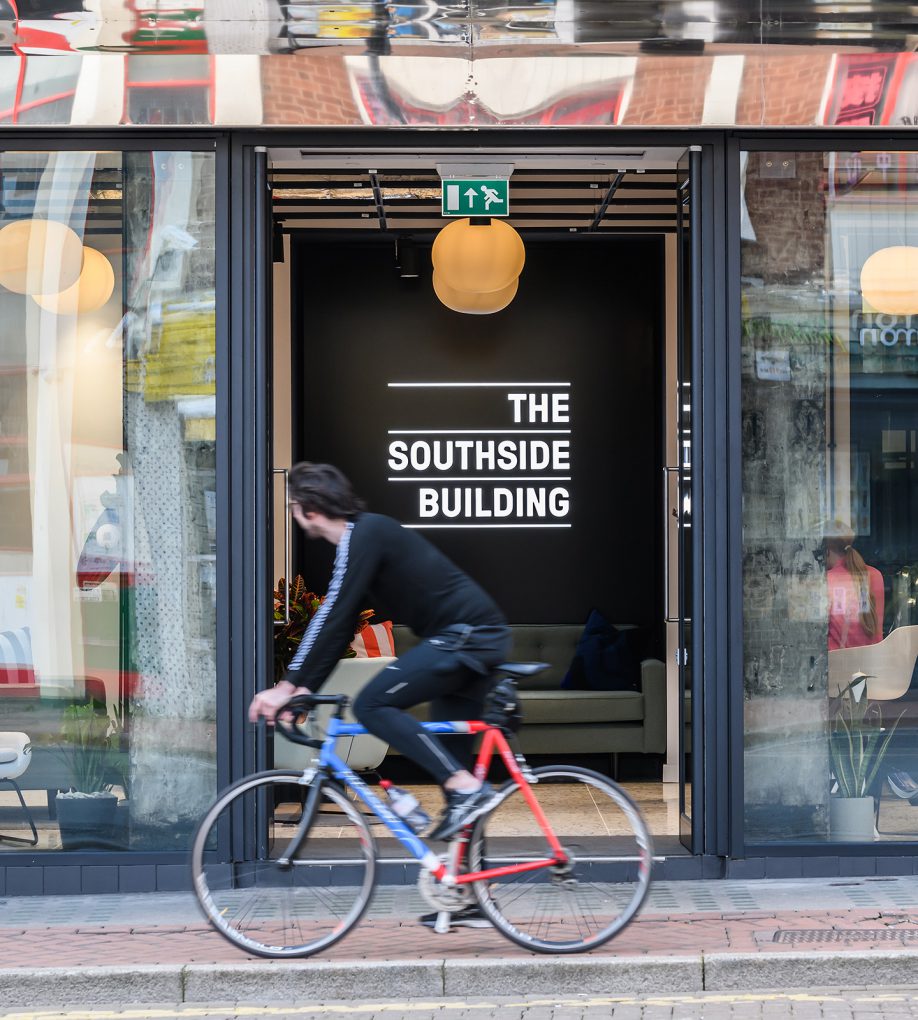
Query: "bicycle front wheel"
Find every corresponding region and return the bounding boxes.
[468,765,653,953]
[191,770,376,958]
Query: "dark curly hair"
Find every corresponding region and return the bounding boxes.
[288,462,365,520]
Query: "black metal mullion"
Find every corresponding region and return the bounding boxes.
[723,134,745,861]
[368,172,388,233]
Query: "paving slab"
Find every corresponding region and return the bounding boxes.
[0,877,917,1006]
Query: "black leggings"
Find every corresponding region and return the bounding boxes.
[352,638,501,785]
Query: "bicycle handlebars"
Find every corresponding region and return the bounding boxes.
[287,692,349,710]
[273,692,350,748]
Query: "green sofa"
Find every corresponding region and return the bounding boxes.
[391,624,666,771]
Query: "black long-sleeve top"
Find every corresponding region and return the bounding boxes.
[285,513,505,691]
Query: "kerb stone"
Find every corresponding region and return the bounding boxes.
[182,959,444,1002]
[0,965,182,1008]
[704,950,918,991]
[443,955,703,997]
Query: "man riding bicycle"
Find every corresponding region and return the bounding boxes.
[249,462,511,844]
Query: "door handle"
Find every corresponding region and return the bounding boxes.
[664,466,679,624]
[273,467,290,627]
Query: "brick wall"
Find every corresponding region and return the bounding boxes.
[736,52,835,126]
[622,55,711,126]
[742,151,828,284]
[258,46,837,127]
[261,51,362,125]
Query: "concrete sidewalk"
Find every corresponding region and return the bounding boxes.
[2,877,918,1008]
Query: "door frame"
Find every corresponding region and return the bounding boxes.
[231,128,729,865]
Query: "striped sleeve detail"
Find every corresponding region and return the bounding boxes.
[288,522,354,673]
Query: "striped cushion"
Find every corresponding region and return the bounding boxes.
[0,627,33,685]
[350,621,394,658]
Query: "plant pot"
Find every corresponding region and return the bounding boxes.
[829,796,876,842]
[56,791,119,850]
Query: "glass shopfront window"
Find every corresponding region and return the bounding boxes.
[0,149,217,851]
[742,149,918,844]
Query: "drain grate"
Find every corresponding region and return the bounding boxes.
[774,928,918,943]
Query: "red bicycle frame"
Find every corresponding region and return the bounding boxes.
[434,721,569,886]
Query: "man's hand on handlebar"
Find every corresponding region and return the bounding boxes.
[248,679,312,724]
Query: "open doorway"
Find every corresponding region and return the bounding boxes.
[268,147,695,857]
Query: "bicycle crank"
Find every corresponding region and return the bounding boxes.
[418,856,474,912]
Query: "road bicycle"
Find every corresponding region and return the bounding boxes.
[191,664,653,958]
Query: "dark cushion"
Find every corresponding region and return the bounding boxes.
[562,610,643,692]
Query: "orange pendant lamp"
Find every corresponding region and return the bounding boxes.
[0,219,83,295]
[34,246,115,315]
[432,218,525,297]
[432,272,519,314]
[860,246,918,316]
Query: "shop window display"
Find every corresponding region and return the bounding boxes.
[742,150,918,844]
[0,149,217,851]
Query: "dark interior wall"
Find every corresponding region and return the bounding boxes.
[289,235,663,647]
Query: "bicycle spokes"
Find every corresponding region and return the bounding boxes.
[468,766,653,953]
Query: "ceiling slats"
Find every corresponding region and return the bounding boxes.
[270,167,680,234]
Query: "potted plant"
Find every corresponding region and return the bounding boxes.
[55,703,125,850]
[828,673,902,841]
[274,575,373,681]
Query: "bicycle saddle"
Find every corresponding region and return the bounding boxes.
[496,662,550,678]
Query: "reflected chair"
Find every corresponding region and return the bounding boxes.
[828,625,918,700]
[829,625,918,835]
[0,731,38,845]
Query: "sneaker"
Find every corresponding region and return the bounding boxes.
[419,904,490,929]
[427,782,494,841]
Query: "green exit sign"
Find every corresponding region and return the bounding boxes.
[441,179,510,217]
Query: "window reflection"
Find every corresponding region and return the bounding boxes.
[742,150,918,844]
[0,149,217,851]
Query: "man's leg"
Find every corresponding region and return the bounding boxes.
[429,685,491,775]
[353,641,484,785]
[353,641,496,840]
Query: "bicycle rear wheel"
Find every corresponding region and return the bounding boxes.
[191,770,376,958]
[468,765,652,953]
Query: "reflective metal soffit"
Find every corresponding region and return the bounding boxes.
[0,1,917,127]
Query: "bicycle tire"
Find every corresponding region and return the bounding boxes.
[191,769,376,958]
[468,765,653,953]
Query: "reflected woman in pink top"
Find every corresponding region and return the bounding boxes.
[823,527,885,651]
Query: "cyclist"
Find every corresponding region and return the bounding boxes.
[249,462,511,844]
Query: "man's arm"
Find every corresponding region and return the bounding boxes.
[285,519,384,691]
[248,680,308,724]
